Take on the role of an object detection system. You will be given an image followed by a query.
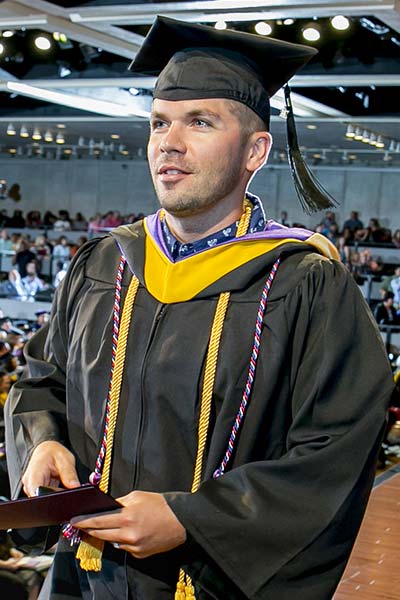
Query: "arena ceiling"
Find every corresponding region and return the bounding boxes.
[0,0,399,166]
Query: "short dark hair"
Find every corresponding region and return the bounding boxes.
[383,291,395,301]
[226,100,267,143]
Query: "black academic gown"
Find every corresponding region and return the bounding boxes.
[5,221,393,600]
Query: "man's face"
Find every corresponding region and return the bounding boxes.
[147,98,252,217]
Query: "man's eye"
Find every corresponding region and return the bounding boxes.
[151,120,167,130]
[193,119,209,128]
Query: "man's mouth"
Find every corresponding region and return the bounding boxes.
[157,165,191,181]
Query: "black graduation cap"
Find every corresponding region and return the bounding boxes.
[129,16,337,214]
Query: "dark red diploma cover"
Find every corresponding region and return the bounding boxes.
[0,485,121,530]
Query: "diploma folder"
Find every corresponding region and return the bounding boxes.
[0,485,121,530]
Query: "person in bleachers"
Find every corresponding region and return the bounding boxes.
[70,236,88,258]
[279,210,290,226]
[374,291,400,325]
[52,236,71,262]
[43,211,57,229]
[101,210,123,230]
[53,261,68,289]
[355,218,392,244]
[8,210,25,229]
[1,270,27,298]
[31,235,51,274]
[53,211,71,232]
[319,210,338,236]
[25,211,42,229]
[379,266,400,308]
[88,213,103,235]
[12,240,36,278]
[0,229,13,255]
[342,211,364,238]
[20,262,46,298]
[71,212,88,231]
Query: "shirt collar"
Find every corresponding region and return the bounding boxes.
[161,193,266,261]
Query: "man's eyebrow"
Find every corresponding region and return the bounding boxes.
[150,109,222,122]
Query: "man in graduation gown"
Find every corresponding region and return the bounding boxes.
[5,17,393,600]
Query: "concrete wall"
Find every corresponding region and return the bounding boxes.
[0,158,399,230]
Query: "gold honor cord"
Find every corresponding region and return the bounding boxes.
[76,275,140,571]
[176,200,252,600]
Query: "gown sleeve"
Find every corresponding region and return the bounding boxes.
[4,240,97,500]
[165,257,394,600]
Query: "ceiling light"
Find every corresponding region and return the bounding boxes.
[345,124,355,138]
[44,130,53,142]
[0,42,4,56]
[34,35,52,51]
[57,123,66,129]
[32,127,42,141]
[110,134,120,140]
[56,132,65,144]
[369,133,377,146]
[283,19,294,26]
[306,124,317,130]
[6,123,16,136]
[2,30,14,38]
[331,16,350,31]
[8,148,17,155]
[59,65,72,78]
[215,20,227,30]
[53,32,68,43]
[353,127,363,141]
[348,154,357,160]
[302,24,321,42]
[361,130,370,143]
[254,22,272,36]
[376,135,385,148]
[20,125,29,138]
[63,148,72,155]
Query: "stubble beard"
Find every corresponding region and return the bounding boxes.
[153,153,246,218]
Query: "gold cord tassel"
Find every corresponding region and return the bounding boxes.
[77,274,140,571]
[175,199,252,599]
[76,534,104,572]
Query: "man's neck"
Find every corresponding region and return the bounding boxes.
[163,200,244,244]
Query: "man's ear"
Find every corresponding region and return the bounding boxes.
[246,132,273,173]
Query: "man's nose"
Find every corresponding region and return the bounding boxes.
[159,123,186,154]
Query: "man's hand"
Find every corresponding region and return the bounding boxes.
[70,491,187,559]
[21,441,80,497]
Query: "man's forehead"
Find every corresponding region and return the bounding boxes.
[151,97,237,117]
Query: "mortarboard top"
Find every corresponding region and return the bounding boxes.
[129,16,317,127]
[130,16,336,214]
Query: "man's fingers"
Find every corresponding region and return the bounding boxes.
[54,452,80,488]
[22,472,49,497]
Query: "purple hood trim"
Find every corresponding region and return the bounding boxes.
[145,210,314,260]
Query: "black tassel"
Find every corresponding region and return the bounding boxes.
[284,85,338,215]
